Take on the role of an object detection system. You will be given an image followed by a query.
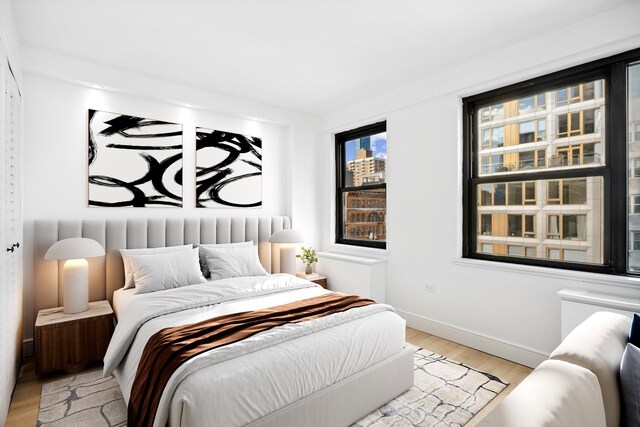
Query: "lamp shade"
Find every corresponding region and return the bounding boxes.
[269,229,304,244]
[45,238,105,260]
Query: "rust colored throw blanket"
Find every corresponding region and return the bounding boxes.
[127,292,375,427]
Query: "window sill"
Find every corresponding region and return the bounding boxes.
[325,243,390,259]
[317,251,387,265]
[453,257,640,290]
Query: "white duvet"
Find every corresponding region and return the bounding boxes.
[105,274,406,427]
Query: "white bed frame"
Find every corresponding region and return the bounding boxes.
[249,346,415,427]
[33,216,414,426]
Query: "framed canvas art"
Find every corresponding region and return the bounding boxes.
[88,109,183,207]
[195,127,262,208]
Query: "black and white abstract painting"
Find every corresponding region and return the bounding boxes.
[88,110,183,207]
[195,127,262,208]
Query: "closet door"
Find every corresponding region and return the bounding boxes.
[0,48,21,425]
[0,48,8,426]
[5,61,22,369]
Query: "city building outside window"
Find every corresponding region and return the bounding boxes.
[632,195,640,214]
[547,179,587,205]
[335,121,387,249]
[518,93,546,114]
[464,47,640,275]
[508,245,537,257]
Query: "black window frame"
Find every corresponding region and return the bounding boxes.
[335,121,387,249]
[463,47,640,276]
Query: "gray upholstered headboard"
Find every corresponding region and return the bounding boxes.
[33,216,291,312]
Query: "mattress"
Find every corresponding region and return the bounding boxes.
[107,274,406,427]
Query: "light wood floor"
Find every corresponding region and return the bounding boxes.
[405,327,532,426]
[5,327,532,426]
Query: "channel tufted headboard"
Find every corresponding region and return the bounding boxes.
[33,216,291,312]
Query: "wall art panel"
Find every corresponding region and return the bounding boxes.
[88,109,183,207]
[195,127,262,208]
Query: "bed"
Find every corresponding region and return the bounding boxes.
[33,217,414,427]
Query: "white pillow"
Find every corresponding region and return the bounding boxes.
[197,241,253,278]
[120,244,192,289]
[128,248,206,294]
[201,244,267,281]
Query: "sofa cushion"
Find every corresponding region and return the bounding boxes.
[549,311,631,427]
[630,313,640,347]
[478,359,606,427]
[620,343,640,427]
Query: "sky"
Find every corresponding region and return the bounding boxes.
[345,132,387,162]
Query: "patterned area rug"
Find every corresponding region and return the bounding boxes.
[38,348,507,427]
[352,349,508,426]
[38,370,125,427]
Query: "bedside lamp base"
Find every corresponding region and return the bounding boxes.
[279,244,297,275]
[63,259,89,314]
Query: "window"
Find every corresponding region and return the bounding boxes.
[336,121,386,249]
[508,215,522,237]
[518,93,546,114]
[632,195,640,214]
[518,149,546,170]
[555,81,601,106]
[632,159,640,178]
[547,179,587,205]
[480,154,504,174]
[478,183,506,206]
[546,214,586,240]
[480,181,541,206]
[508,245,537,257]
[550,143,599,168]
[508,245,521,256]
[504,214,536,238]
[524,181,536,205]
[518,119,546,144]
[557,109,598,138]
[507,183,522,205]
[480,104,504,123]
[461,50,640,275]
[525,215,535,238]
[547,248,588,262]
[479,214,492,235]
[633,232,640,251]
[480,126,504,149]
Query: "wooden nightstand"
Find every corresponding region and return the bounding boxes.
[35,300,114,375]
[296,273,328,289]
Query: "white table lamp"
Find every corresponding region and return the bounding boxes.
[45,237,105,314]
[269,229,304,275]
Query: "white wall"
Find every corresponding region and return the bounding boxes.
[0,0,21,85]
[320,3,640,367]
[23,75,291,218]
[21,49,322,346]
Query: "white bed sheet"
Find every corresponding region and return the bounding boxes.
[112,287,137,320]
[110,274,406,427]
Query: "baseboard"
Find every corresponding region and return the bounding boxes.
[396,309,548,368]
[22,338,34,359]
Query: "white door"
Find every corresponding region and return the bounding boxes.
[0,46,8,426]
[0,47,22,425]
[6,58,22,370]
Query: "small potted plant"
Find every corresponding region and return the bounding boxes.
[296,246,318,275]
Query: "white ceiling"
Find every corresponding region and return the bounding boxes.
[11,0,633,114]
